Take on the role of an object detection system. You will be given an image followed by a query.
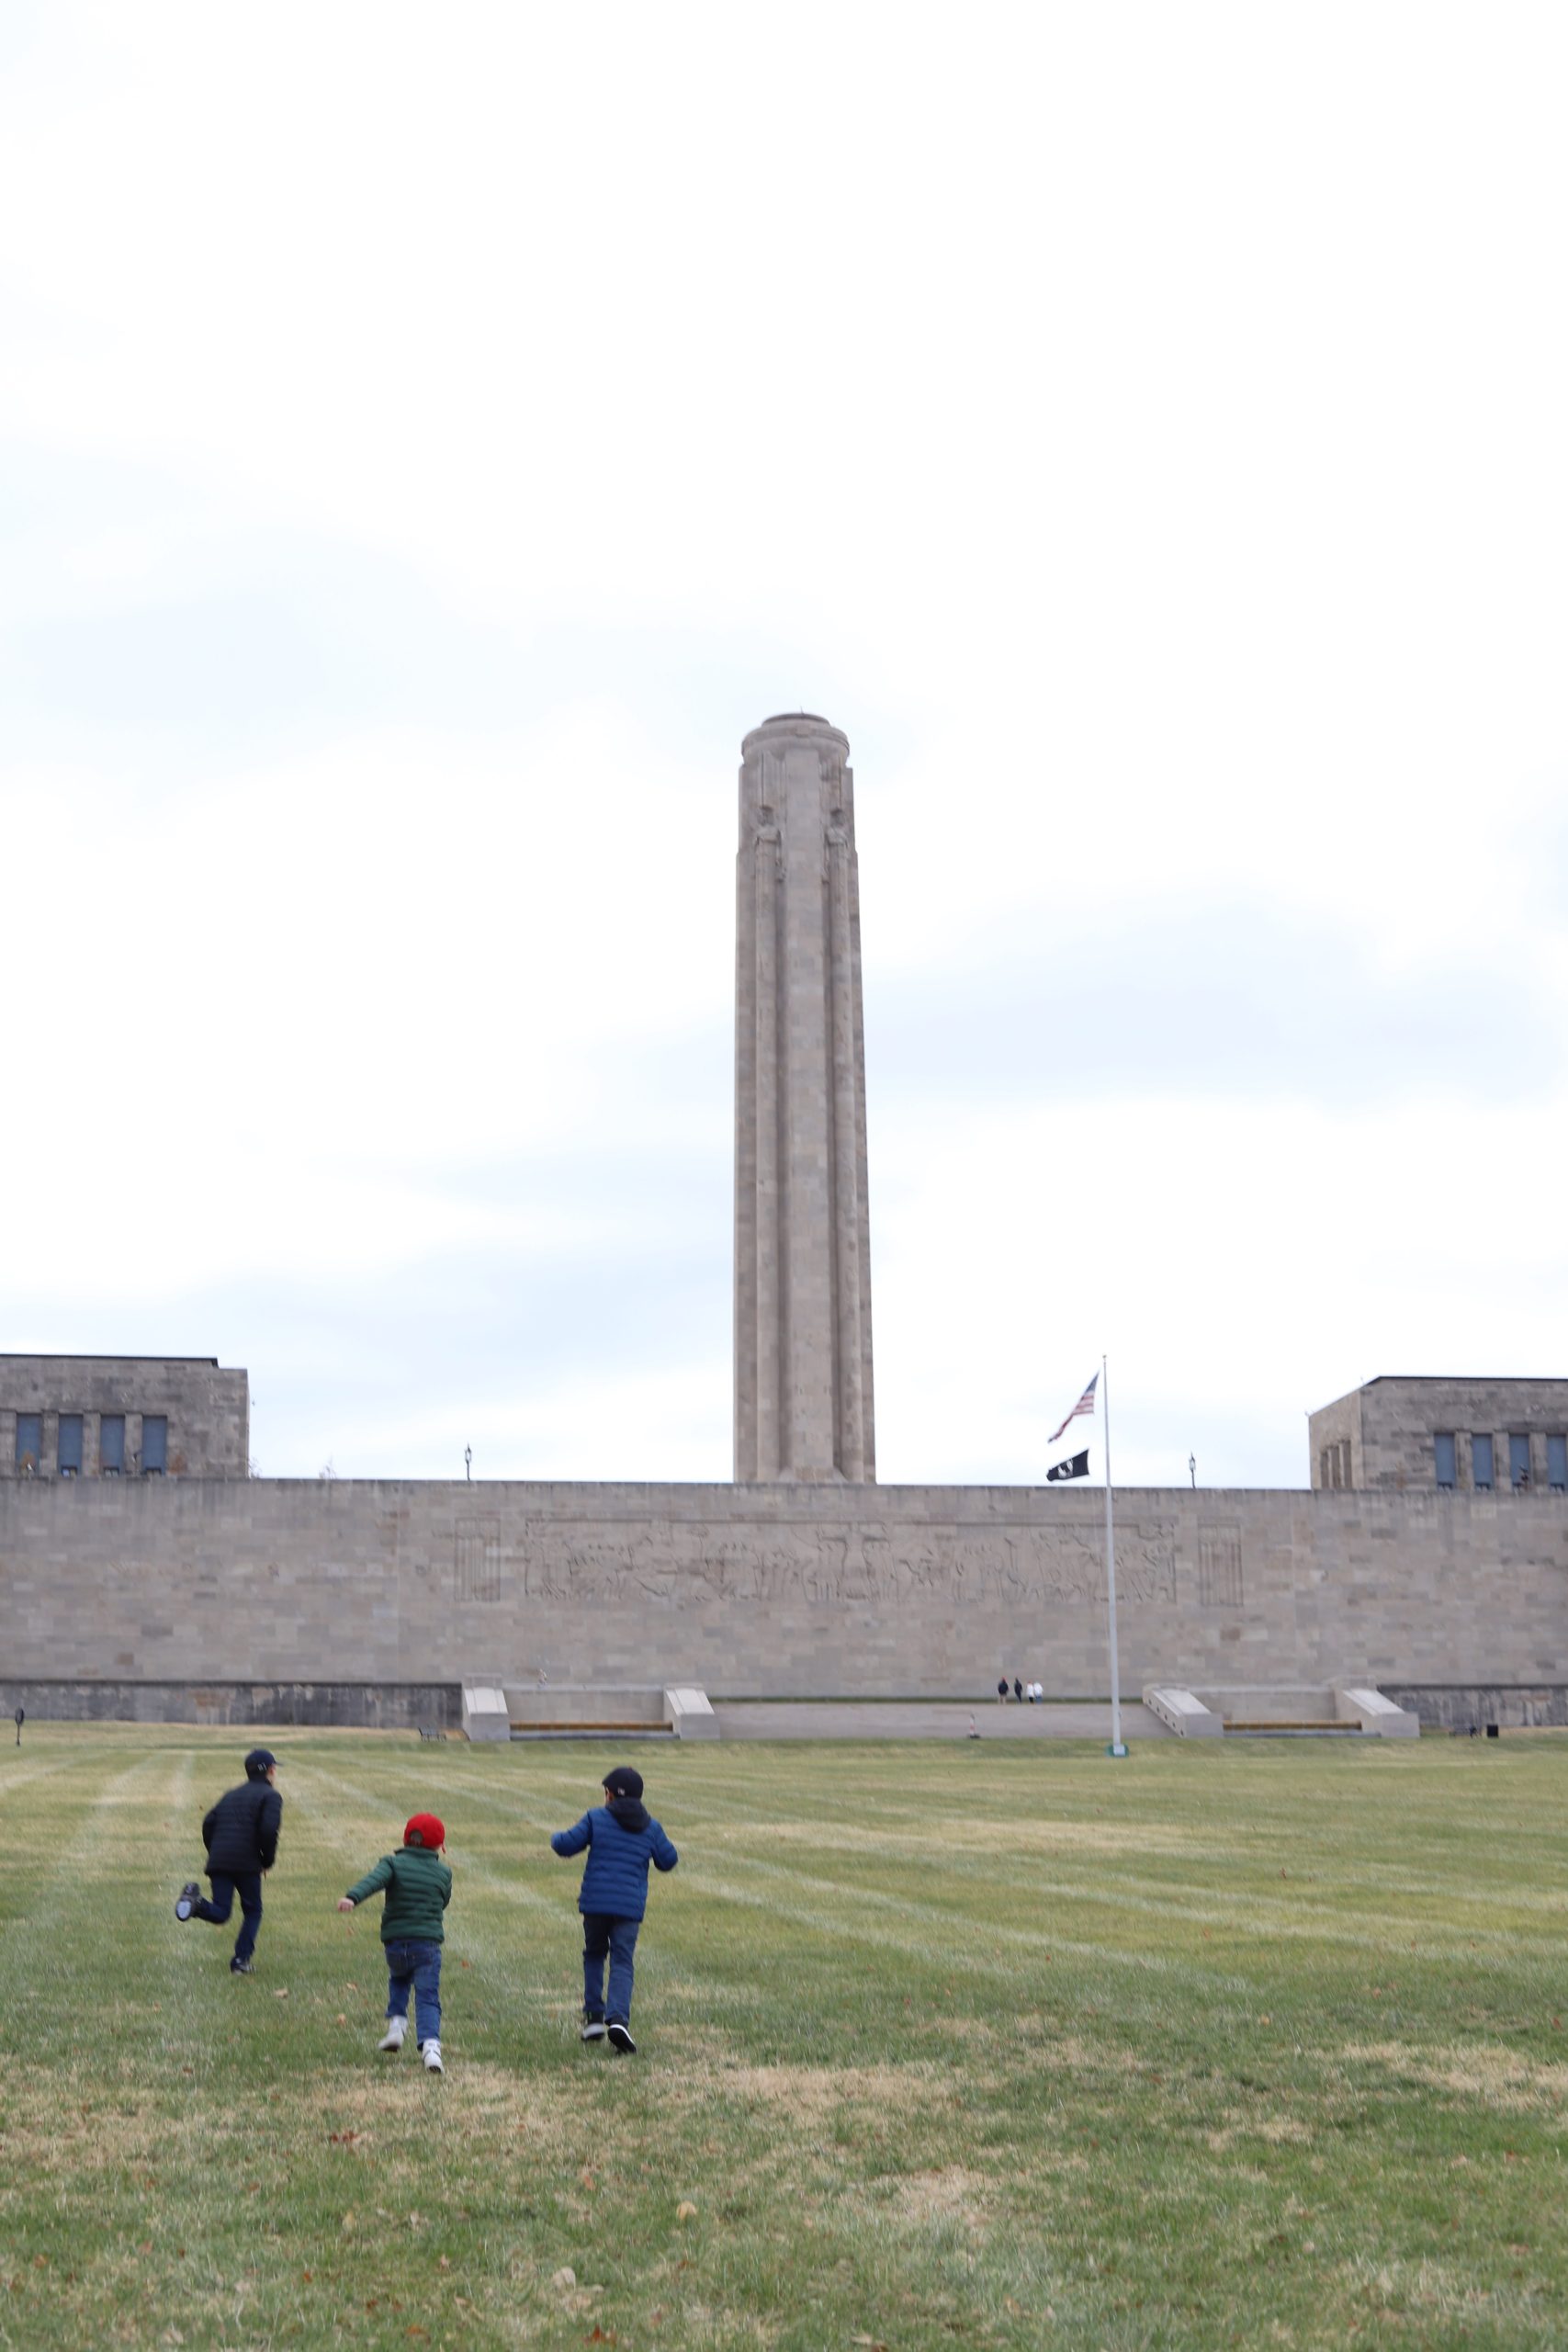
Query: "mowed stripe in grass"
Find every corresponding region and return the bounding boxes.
[0,1724,1565,2349]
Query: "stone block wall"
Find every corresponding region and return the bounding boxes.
[1312,1377,1568,1495]
[1,1474,1564,1707]
[0,1356,249,1480]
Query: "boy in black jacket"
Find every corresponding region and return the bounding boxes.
[175,1747,282,1974]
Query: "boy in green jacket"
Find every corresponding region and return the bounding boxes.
[338,1812,452,2074]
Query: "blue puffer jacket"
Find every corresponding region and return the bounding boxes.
[551,1800,678,1920]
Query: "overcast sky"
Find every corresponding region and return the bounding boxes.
[3,4,1564,1489]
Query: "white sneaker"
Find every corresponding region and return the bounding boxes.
[423,2039,444,2073]
[378,2018,407,2052]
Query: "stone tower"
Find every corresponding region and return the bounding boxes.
[734,713,875,1483]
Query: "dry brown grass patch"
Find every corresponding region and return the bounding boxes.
[1344,2041,1568,2112]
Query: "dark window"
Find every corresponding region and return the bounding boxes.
[1548,1435,1567,1492]
[1472,1433,1495,1490]
[58,1414,83,1476]
[1434,1432,1456,1488]
[1510,1433,1532,1490]
[100,1414,125,1475]
[15,1413,40,1473]
[141,1416,167,1475]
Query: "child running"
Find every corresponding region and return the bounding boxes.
[550,1765,677,2053]
[338,1812,452,2074]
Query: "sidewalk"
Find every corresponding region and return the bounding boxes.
[709,1700,1173,1741]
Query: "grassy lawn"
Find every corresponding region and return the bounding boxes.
[1,1725,1565,2350]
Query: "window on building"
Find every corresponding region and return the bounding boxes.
[1472,1432,1495,1490]
[141,1416,167,1476]
[15,1413,40,1474]
[99,1414,125,1475]
[1510,1433,1532,1490]
[1548,1435,1568,1493]
[1338,1439,1352,1487]
[57,1414,83,1476]
[1434,1432,1456,1488]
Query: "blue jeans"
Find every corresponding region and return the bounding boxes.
[195,1872,264,1962]
[385,1939,442,2046]
[582,1915,640,2024]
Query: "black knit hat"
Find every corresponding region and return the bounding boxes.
[244,1748,277,1778]
[602,1765,643,1801]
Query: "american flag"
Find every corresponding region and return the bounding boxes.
[1048,1372,1099,1444]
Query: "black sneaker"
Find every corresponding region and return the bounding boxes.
[581,2020,607,2042]
[606,2020,637,2054]
[175,1882,201,1921]
[230,1956,254,1975]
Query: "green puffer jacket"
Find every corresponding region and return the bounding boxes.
[344,1846,453,1943]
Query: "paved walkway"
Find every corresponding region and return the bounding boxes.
[710,1700,1173,1741]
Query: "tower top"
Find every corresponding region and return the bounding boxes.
[742,712,850,759]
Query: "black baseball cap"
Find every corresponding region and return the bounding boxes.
[244,1748,278,1778]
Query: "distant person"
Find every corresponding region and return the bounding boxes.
[997,1678,1009,1706]
[550,1765,678,2054]
[1013,1677,1023,1703]
[337,1811,452,2074]
[1029,1681,1043,1703]
[175,1747,282,1974]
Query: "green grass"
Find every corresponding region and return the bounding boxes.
[2,1725,1566,2350]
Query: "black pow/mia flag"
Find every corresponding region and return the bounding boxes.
[1046,1450,1090,1483]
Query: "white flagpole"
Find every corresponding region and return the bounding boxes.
[1102,1352,1126,1757]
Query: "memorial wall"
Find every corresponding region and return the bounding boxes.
[6,1473,1565,1710]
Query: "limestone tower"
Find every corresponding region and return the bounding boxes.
[734,713,875,1483]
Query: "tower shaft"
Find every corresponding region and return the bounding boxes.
[734,714,875,1483]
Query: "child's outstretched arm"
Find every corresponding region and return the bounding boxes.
[339,1856,395,1911]
[651,1824,679,1872]
[551,1815,592,1858]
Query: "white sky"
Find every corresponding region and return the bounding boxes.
[2,3,1564,1488]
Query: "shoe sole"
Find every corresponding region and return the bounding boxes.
[581,2025,607,2042]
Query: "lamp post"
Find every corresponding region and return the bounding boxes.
[464,1446,472,1482]
[1189,1453,1196,1488]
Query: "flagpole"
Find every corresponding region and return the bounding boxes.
[1102,1351,1127,1757]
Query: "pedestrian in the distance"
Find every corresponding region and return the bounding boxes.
[175,1747,282,1974]
[997,1677,1009,1705]
[550,1765,677,2054]
[1013,1676,1024,1703]
[337,1811,452,2074]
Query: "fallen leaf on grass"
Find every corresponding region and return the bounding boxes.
[551,2267,578,2290]
[274,1988,289,2000]
[676,2201,698,2222]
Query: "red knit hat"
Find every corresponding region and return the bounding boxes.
[404,1813,445,1850]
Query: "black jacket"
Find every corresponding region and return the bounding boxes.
[202,1780,282,1876]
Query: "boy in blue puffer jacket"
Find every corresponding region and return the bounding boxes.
[550,1765,678,2053]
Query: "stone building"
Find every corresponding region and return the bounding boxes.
[1309,1376,1568,1496]
[2,718,1566,1732]
[0,1355,249,1480]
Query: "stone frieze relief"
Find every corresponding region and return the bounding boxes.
[453,1518,1180,1610]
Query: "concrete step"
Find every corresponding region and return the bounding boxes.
[508,1725,675,1742]
[1224,1723,1363,1737]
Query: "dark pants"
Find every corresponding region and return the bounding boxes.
[582,1915,640,2024]
[384,1938,442,2047]
[195,1871,264,1962]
